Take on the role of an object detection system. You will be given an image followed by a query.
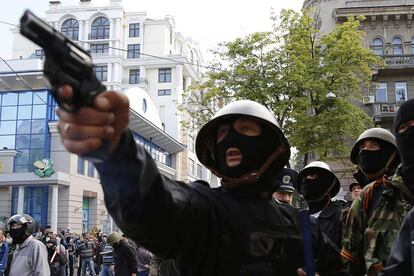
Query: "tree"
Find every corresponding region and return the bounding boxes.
[181,9,383,164]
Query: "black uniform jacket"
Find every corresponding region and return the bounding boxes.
[317,200,346,250]
[95,131,349,276]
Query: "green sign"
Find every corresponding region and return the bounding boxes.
[33,159,55,178]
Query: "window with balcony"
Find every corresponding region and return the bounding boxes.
[393,37,404,55]
[127,44,140,59]
[158,68,172,83]
[158,89,171,96]
[395,81,407,102]
[375,82,388,102]
[129,23,140,37]
[90,43,109,55]
[94,65,108,81]
[372,38,384,55]
[90,17,110,39]
[129,69,140,84]
[61,18,79,41]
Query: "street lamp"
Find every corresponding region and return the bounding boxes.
[325,92,336,100]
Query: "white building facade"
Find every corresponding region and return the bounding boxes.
[0,0,218,234]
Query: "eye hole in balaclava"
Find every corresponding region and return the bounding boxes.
[213,118,279,178]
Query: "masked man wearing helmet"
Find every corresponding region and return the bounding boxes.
[8,214,50,275]
[55,86,348,275]
[378,98,414,275]
[106,232,138,276]
[341,128,412,276]
[297,161,345,249]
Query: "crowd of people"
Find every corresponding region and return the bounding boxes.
[0,219,155,276]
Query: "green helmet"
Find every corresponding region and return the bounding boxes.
[106,231,121,246]
[297,161,340,199]
[350,127,399,164]
[195,100,290,183]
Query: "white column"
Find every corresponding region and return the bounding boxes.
[109,216,113,233]
[176,65,183,103]
[84,20,90,41]
[110,18,115,40]
[140,66,146,79]
[51,185,59,233]
[107,63,113,82]
[113,63,120,82]
[17,186,25,214]
[78,20,84,46]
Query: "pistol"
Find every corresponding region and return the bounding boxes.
[20,9,106,112]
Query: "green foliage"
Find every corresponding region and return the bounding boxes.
[180,9,382,161]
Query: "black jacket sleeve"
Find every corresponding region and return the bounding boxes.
[95,131,200,258]
[379,208,414,276]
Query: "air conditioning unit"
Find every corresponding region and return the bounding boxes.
[363,95,375,104]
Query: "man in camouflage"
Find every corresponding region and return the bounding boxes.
[379,98,414,275]
[341,128,414,275]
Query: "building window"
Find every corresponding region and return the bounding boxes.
[392,37,403,55]
[197,164,202,178]
[35,50,45,60]
[90,17,110,39]
[375,83,388,102]
[127,44,140,59]
[82,197,90,233]
[90,43,109,54]
[94,65,108,81]
[158,68,172,83]
[87,161,94,177]
[129,23,140,37]
[372,38,384,56]
[77,157,85,175]
[129,69,140,84]
[188,158,195,175]
[412,38,414,54]
[395,82,407,102]
[11,186,48,226]
[158,89,171,96]
[61,18,79,41]
[188,135,195,152]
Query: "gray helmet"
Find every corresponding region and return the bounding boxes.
[8,214,36,235]
[350,127,398,164]
[196,100,290,179]
[297,161,340,198]
[106,231,121,246]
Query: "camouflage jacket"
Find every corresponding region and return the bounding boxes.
[341,166,414,276]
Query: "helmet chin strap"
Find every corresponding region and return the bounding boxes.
[362,150,397,180]
[213,144,287,189]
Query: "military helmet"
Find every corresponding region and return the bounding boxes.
[297,161,340,198]
[7,214,36,235]
[106,231,121,246]
[350,128,398,164]
[195,100,290,177]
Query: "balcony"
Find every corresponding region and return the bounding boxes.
[373,103,400,117]
[121,78,149,88]
[384,55,414,68]
[90,52,109,57]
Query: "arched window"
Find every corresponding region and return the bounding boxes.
[393,37,403,55]
[61,19,79,41]
[372,38,384,55]
[90,17,110,39]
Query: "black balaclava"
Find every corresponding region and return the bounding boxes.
[214,123,278,178]
[9,224,28,245]
[357,139,394,177]
[301,173,334,202]
[308,196,330,214]
[394,98,414,186]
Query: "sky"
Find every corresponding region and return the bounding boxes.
[0,0,303,63]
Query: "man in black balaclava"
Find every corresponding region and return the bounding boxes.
[380,98,414,275]
[298,161,345,249]
[7,214,50,275]
[341,127,413,276]
[56,84,349,275]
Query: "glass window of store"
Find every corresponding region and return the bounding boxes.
[0,90,52,173]
[11,186,48,226]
